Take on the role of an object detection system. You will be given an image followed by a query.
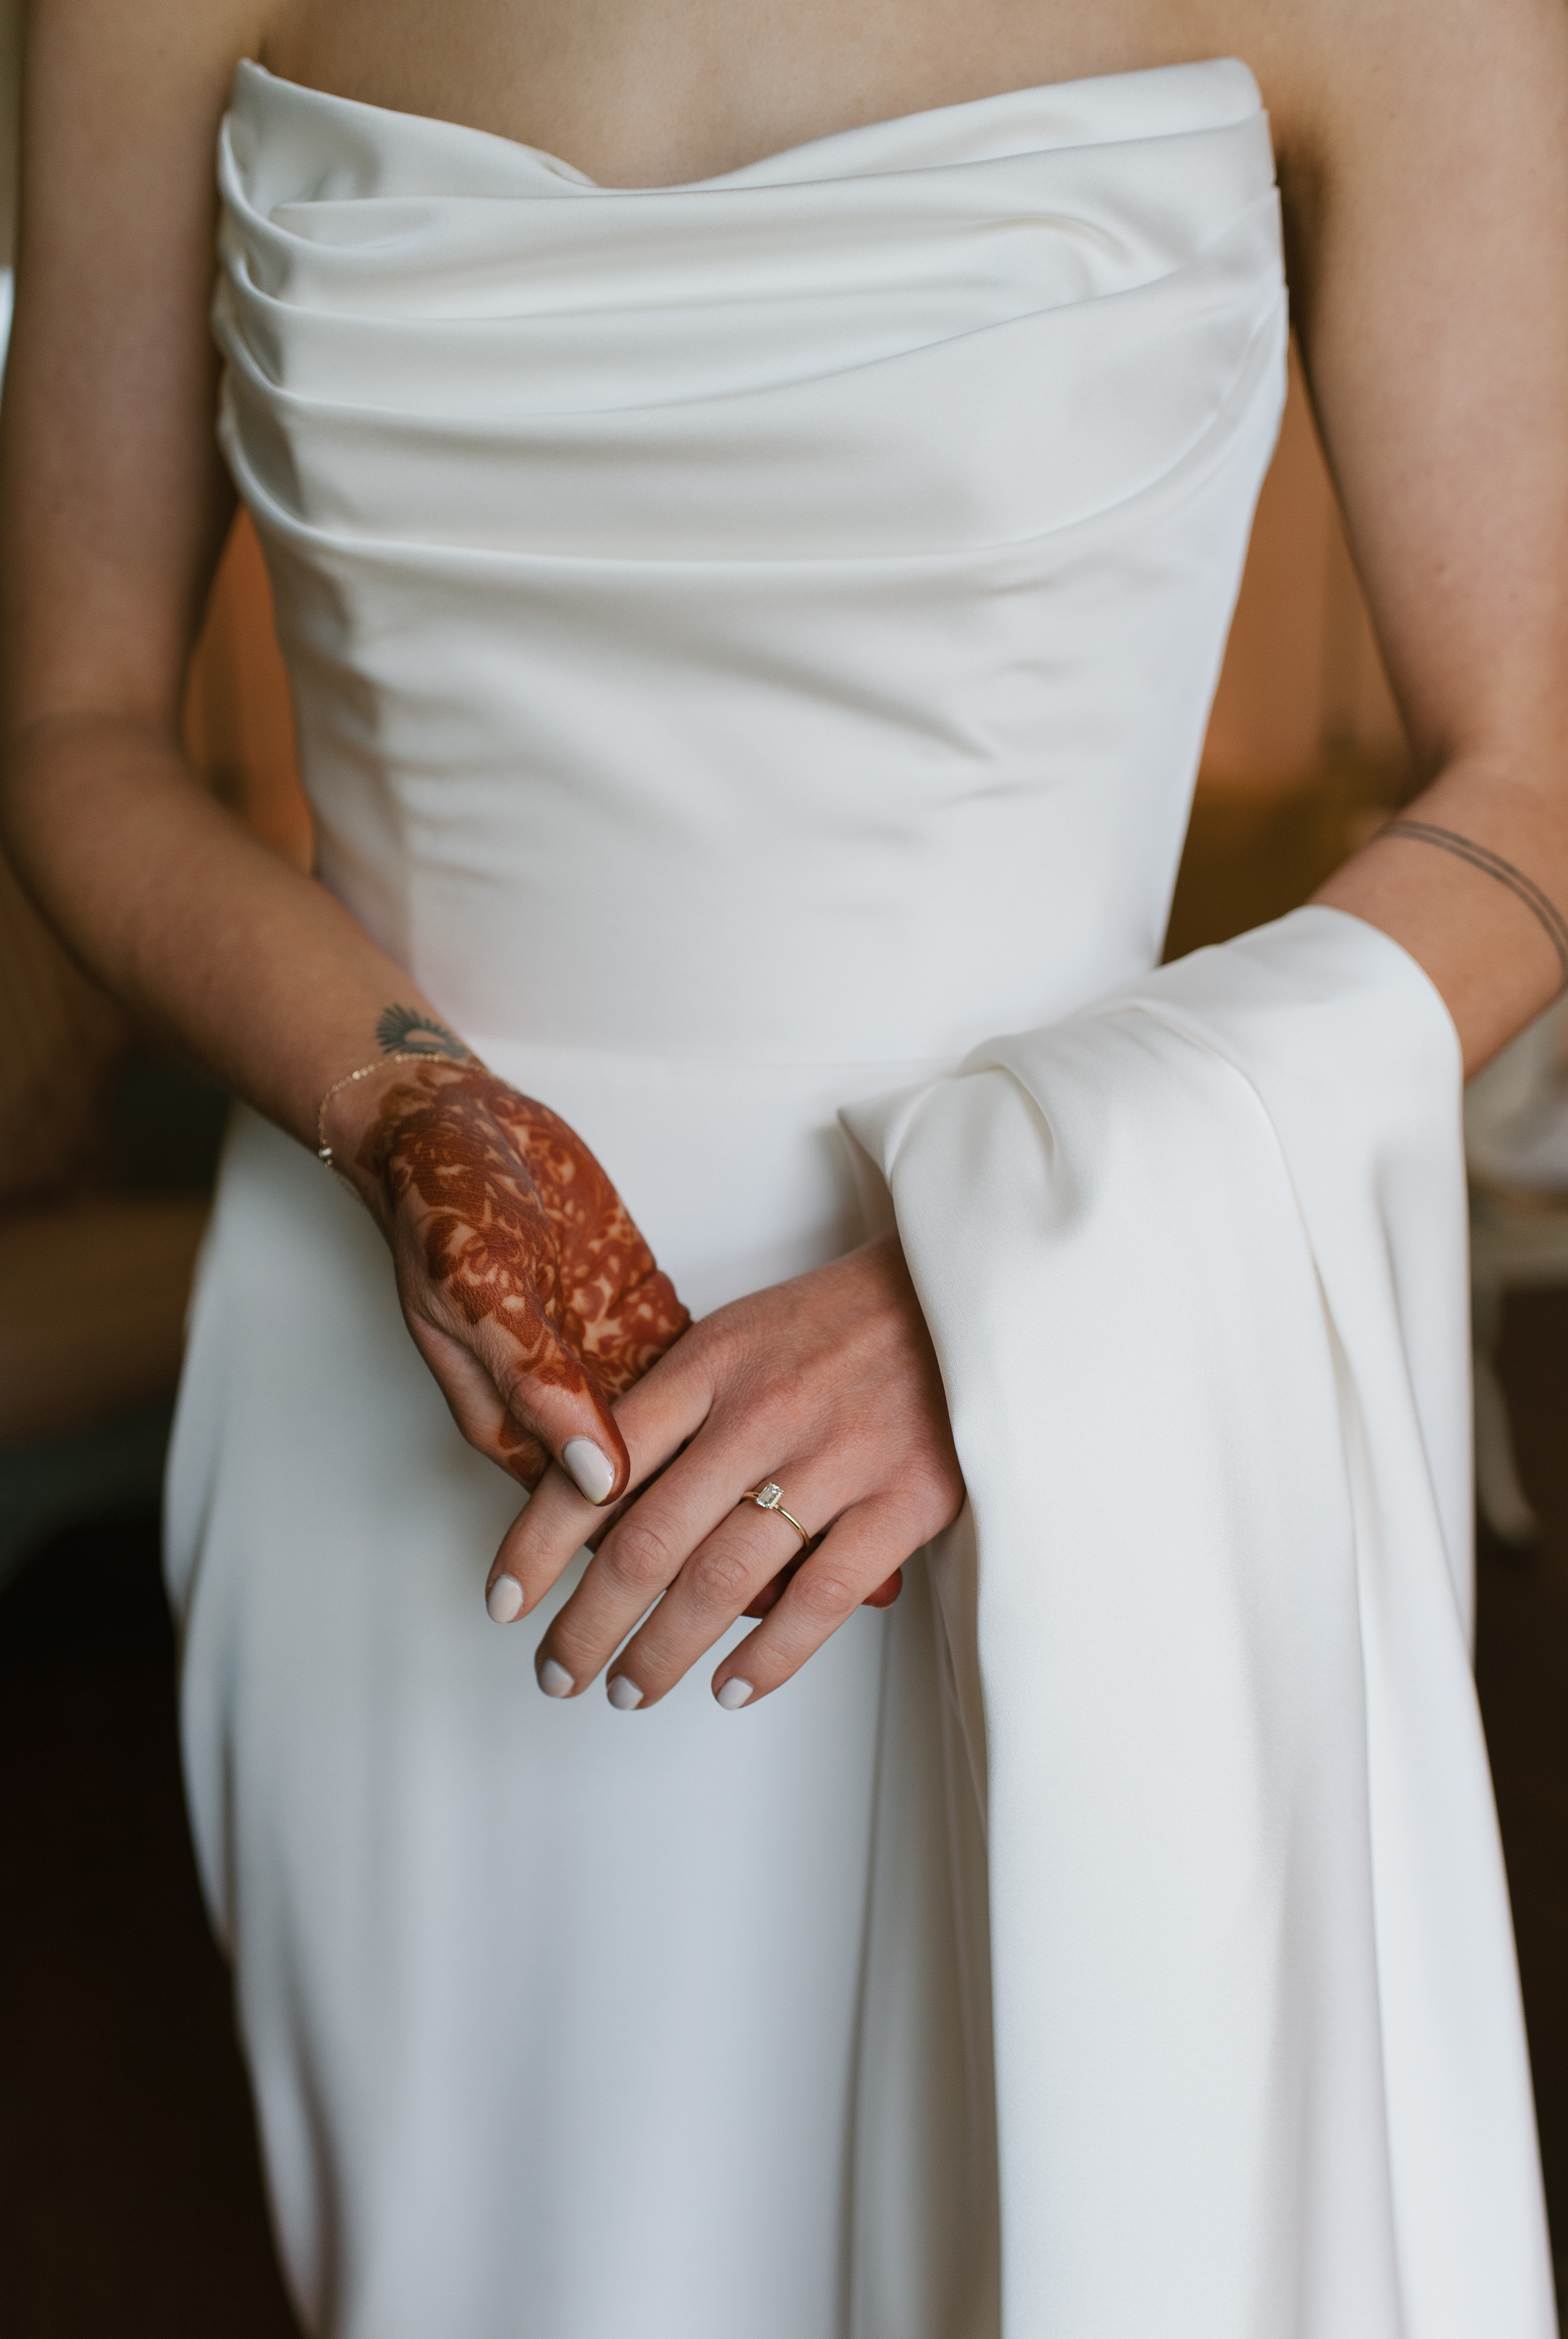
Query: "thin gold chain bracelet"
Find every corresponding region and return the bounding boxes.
[315,1050,435,1173]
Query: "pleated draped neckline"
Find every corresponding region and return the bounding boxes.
[212,53,1286,1068]
[229,53,1268,199]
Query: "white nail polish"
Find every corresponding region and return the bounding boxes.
[563,1438,616,1504]
[716,1678,754,1711]
[486,1575,524,1624]
[538,1657,574,1699]
[607,1675,644,1711]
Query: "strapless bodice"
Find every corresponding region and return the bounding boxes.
[215,58,1284,1067]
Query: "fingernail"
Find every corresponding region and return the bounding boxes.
[716,1678,754,1710]
[486,1575,524,1624]
[607,1675,643,1711]
[538,1656,574,1699]
[562,1438,616,1504]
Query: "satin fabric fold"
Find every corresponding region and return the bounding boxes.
[845,906,1554,2336]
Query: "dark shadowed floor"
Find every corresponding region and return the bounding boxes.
[0,1510,304,2338]
[2,1293,1566,2336]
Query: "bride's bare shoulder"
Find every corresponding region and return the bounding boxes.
[1230,0,1567,171]
[20,0,277,245]
[26,0,267,118]
[1225,0,1566,902]
[7,0,285,735]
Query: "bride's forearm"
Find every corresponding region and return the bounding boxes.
[0,709,471,1147]
[1311,756,1568,1078]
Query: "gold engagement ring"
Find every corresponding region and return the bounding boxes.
[738,1481,811,1549]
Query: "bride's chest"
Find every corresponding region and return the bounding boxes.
[260,0,1265,190]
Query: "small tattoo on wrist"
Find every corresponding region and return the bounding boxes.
[374,1004,471,1060]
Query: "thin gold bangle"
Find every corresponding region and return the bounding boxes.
[1379,820,1568,993]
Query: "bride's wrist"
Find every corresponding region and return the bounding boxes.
[315,1044,482,1204]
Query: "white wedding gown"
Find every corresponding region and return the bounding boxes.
[166,56,1556,2338]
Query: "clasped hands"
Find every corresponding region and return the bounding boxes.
[333,1058,963,1709]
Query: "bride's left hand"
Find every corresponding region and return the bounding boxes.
[483,1232,964,1709]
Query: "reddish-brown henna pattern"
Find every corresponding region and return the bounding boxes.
[357,1062,901,1609]
[357,1062,689,1482]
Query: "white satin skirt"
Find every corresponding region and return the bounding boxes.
[167,926,1557,2339]
[166,1041,994,2339]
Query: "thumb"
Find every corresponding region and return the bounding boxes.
[503,1328,631,1506]
[400,1300,631,1502]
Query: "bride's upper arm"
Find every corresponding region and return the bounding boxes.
[0,0,265,743]
[1269,0,1568,794]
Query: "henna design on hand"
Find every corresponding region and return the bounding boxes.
[357,1062,689,1483]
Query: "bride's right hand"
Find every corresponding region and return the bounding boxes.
[325,1057,690,1505]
